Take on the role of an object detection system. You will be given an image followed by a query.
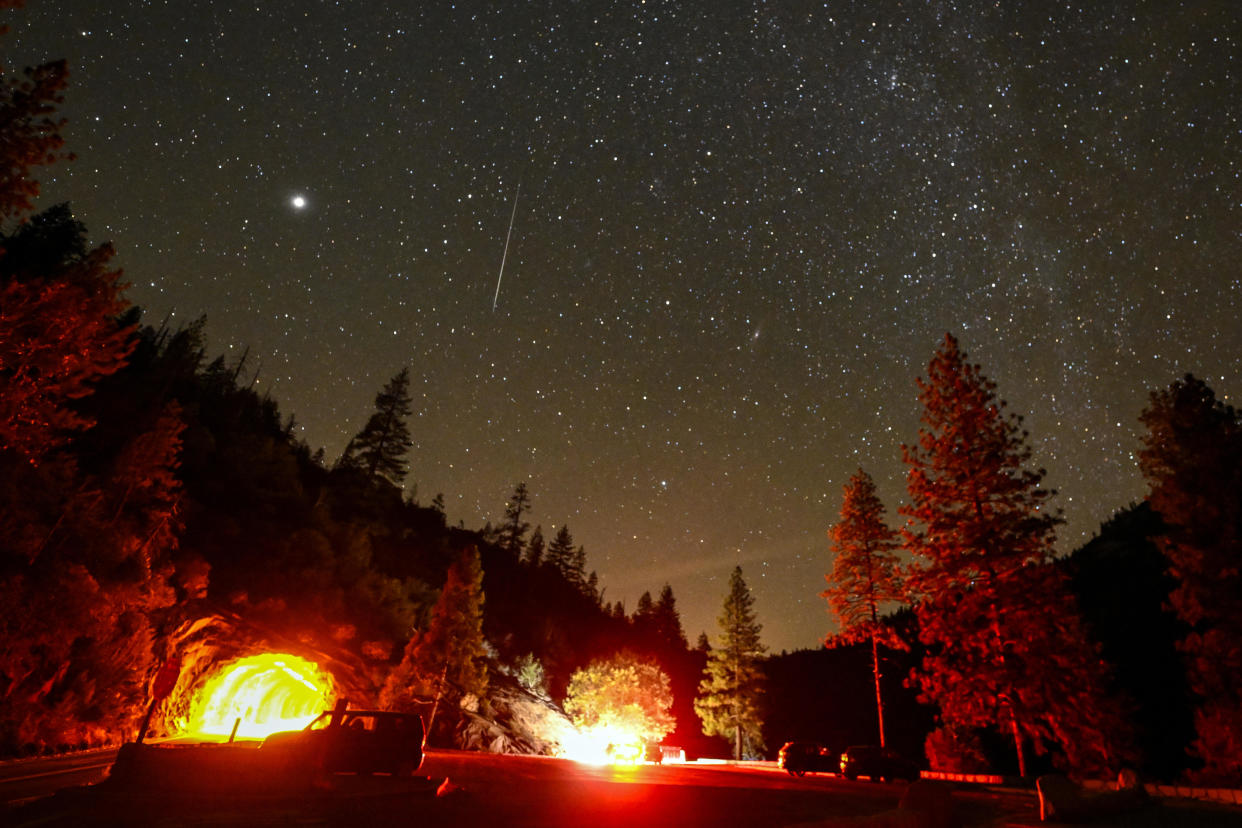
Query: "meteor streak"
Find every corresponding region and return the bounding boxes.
[492,180,521,311]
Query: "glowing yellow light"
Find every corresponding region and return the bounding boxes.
[558,724,646,765]
[184,653,335,740]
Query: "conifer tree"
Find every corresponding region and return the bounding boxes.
[340,367,413,486]
[822,468,902,747]
[380,547,488,739]
[695,566,766,759]
[0,23,72,224]
[654,584,689,651]
[1,205,134,461]
[1139,374,1242,781]
[523,525,545,567]
[0,14,178,750]
[902,334,1129,776]
[545,523,574,577]
[569,544,588,590]
[497,482,531,560]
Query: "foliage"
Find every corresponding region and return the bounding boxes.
[901,334,1131,776]
[544,523,575,579]
[695,566,766,759]
[515,653,548,698]
[497,482,531,560]
[1067,503,1195,781]
[1,205,135,461]
[381,547,488,739]
[823,468,903,643]
[640,583,689,652]
[822,468,903,747]
[564,652,675,744]
[0,18,178,753]
[0,400,184,752]
[1139,374,1242,782]
[339,367,413,486]
[924,725,989,774]
[0,21,73,224]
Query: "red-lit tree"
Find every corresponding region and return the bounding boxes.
[1139,374,1242,782]
[902,334,1130,777]
[0,4,182,751]
[822,468,903,747]
[381,547,488,739]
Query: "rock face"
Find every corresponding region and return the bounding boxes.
[456,672,574,756]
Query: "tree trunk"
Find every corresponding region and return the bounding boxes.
[735,722,742,760]
[1010,708,1027,778]
[871,632,886,748]
[426,661,450,741]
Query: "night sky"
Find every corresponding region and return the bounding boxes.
[8,1,1239,652]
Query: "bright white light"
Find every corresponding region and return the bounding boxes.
[290,195,307,210]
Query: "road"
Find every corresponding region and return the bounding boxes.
[6,746,1242,827]
[3,746,1044,827]
[0,748,117,807]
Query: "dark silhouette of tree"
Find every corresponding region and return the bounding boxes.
[654,584,689,651]
[902,334,1131,777]
[1139,374,1242,782]
[522,525,544,566]
[695,566,766,759]
[569,544,588,590]
[497,482,531,560]
[0,14,72,224]
[822,467,903,748]
[340,367,413,486]
[381,547,488,740]
[1068,503,1194,781]
[545,523,574,578]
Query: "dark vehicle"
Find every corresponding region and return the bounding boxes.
[262,700,425,776]
[778,741,838,777]
[838,745,920,782]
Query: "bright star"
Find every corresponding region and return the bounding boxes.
[290,194,307,210]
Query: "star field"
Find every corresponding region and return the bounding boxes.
[8,1,1240,651]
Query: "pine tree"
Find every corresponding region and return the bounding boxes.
[1139,374,1242,782]
[0,21,177,750]
[654,584,689,651]
[340,367,413,486]
[0,35,73,223]
[902,334,1129,776]
[1,205,135,461]
[694,566,766,759]
[380,547,488,739]
[568,544,588,590]
[822,468,902,747]
[523,525,545,567]
[545,523,574,577]
[497,482,531,560]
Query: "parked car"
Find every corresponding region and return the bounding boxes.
[838,745,919,782]
[262,700,425,776]
[778,741,839,777]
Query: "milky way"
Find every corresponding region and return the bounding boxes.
[8,1,1239,650]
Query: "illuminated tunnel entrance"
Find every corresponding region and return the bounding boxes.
[183,653,336,740]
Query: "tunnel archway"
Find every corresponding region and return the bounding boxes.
[182,653,336,740]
